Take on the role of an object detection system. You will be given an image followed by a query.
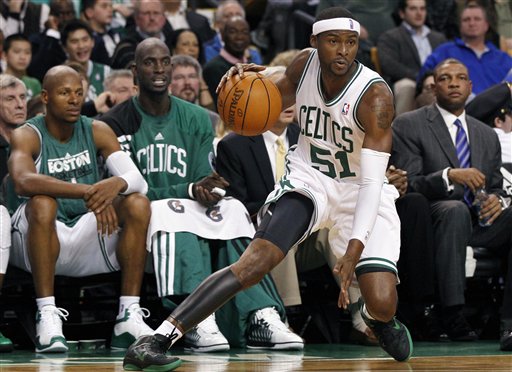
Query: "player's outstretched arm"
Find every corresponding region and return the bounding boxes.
[334,82,394,309]
[8,125,89,198]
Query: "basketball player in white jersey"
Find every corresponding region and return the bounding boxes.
[122,6,412,371]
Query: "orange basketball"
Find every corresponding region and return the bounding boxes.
[217,72,282,136]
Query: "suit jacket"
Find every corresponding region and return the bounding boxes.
[377,24,446,83]
[391,104,504,202]
[163,11,216,43]
[216,124,300,218]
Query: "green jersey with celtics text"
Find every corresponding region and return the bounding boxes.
[100,95,214,201]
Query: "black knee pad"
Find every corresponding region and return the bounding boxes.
[254,192,314,255]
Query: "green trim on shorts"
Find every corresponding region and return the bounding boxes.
[355,257,397,277]
[98,234,117,272]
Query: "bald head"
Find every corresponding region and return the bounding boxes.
[134,38,170,66]
[42,65,82,91]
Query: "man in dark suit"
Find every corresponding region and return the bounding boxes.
[377,0,445,115]
[391,58,512,350]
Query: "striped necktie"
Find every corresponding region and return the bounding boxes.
[275,138,286,181]
[454,119,473,205]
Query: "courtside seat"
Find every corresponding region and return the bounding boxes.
[472,247,504,278]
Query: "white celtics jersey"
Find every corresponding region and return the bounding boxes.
[293,50,389,184]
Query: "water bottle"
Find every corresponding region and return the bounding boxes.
[472,188,492,227]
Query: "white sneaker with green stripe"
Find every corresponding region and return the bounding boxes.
[111,303,154,350]
[35,306,69,353]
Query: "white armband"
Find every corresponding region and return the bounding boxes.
[0,205,11,274]
[106,151,148,195]
[350,148,390,245]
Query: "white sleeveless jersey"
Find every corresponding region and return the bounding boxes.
[292,50,389,184]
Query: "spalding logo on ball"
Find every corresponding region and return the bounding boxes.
[217,72,282,136]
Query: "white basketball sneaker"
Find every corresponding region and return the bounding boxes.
[111,303,154,350]
[35,305,69,353]
[247,307,304,350]
[184,313,230,352]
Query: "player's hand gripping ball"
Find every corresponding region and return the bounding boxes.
[217,72,282,136]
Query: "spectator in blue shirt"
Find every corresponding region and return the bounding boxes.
[418,2,512,95]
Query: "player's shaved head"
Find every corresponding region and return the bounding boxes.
[134,38,170,66]
[42,65,81,91]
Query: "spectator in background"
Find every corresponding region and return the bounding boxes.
[81,0,124,65]
[61,19,111,101]
[169,29,214,111]
[8,65,153,353]
[111,0,134,28]
[0,74,27,352]
[163,0,215,44]
[377,0,445,115]
[203,0,247,63]
[426,0,458,40]
[0,0,50,38]
[111,0,172,69]
[203,16,261,107]
[103,69,137,106]
[419,2,512,95]
[268,49,301,68]
[27,0,76,82]
[2,34,42,100]
[65,61,114,117]
[251,0,316,64]
[414,70,436,108]
[27,94,45,119]
[392,58,512,349]
[169,28,205,65]
[169,54,219,129]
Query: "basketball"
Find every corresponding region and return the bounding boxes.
[217,72,282,136]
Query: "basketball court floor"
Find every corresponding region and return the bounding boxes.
[1,341,511,371]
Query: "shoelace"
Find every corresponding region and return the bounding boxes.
[197,313,221,334]
[39,306,69,335]
[255,307,289,331]
[128,305,151,324]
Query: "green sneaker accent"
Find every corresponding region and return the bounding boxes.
[358,297,413,362]
[123,359,182,372]
[111,332,136,350]
[34,306,69,353]
[0,331,13,352]
[112,305,154,350]
[35,335,68,353]
[123,334,179,371]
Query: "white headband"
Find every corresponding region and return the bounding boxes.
[312,17,360,36]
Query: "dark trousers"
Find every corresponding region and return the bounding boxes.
[396,193,435,306]
[470,207,512,329]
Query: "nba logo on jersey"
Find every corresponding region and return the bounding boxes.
[342,103,350,115]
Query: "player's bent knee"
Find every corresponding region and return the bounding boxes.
[120,193,151,222]
[26,195,58,224]
[233,239,282,288]
[367,298,396,322]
